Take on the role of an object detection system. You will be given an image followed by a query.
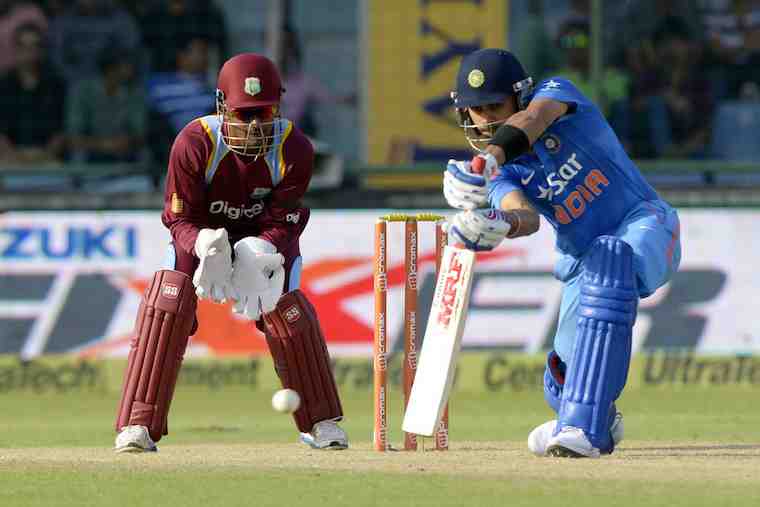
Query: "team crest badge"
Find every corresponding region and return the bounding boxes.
[171,193,184,214]
[284,305,301,323]
[468,69,485,88]
[244,77,261,96]
[162,283,179,299]
[543,134,561,154]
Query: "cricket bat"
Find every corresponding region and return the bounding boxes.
[402,245,476,437]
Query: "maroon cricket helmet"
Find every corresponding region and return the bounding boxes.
[216,53,284,110]
[215,53,285,158]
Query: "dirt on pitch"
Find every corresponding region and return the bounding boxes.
[2,441,759,483]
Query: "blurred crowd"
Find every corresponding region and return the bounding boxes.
[0,0,227,168]
[0,0,349,172]
[516,0,760,161]
[1,0,759,171]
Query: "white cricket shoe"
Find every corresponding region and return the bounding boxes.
[114,425,158,453]
[528,412,624,457]
[300,420,349,450]
[546,426,600,458]
[527,419,559,457]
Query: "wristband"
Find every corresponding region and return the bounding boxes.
[488,124,530,163]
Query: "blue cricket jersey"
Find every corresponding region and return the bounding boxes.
[488,78,659,257]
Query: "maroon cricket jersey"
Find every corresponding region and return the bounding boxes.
[162,115,313,257]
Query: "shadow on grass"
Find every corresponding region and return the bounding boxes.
[619,443,760,458]
[186,426,243,433]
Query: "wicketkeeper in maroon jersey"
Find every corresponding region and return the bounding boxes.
[114,53,347,452]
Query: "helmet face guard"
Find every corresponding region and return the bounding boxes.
[455,108,503,153]
[453,76,534,153]
[216,89,279,159]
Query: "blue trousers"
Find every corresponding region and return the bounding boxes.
[552,200,681,362]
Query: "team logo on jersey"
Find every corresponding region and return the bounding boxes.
[468,69,485,88]
[244,77,261,96]
[250,187,271,198]
[537,152,583,200]
[534,151,611,225]
[542,79,561,90]
[209,200,264,219]
[171,193,184,214]
[543,134,561,154]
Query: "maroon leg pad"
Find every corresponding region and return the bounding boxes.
[262,289,343,433]
[115,270,197,442]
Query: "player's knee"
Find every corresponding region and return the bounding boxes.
[141,269,198,337]
[585,236,634,276]
[581,236,638,325]
[552,318,577,365]
[543,350,565,414]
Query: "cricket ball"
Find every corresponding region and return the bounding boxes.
[271,389,301,413]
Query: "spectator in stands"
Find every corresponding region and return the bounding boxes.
[0,23,66,164]
[280,26,355,139]
[545,0,589,38]
[48,0,140,84]
[39,0,68,18]
[0,0,46,75]
[618,39,672,159]
[550,20,629,117]
[655,17,715,158]
[66,45,146,163]
[512,2,561,82]
[607,0,703,65]
[605,5,704,159]
[142,0,227,72]
[117,0,152,24]
[700,0,760,98]
[145,32,214,166]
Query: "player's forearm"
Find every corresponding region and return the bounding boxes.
[486,100,568,165]
[484,113,547,166]
[161,213,202,257]
[506,110,551,146]
[483,126,528,166]
[503,209,540,238]
[499,190,540,238]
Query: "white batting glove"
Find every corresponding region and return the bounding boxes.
[231,237,285,321]
[446,208,512,252]
[470,152,500,181]
[193,228,237,303]
[443,159,489,210]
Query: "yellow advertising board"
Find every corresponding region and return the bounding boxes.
[366,0,507,164]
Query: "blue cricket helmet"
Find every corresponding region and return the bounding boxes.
[452,48,533,108]
[451,48,534,152]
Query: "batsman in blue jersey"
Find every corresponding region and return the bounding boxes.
[443,49,682,457]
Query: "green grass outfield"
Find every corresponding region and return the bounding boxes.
[1,353,759,507]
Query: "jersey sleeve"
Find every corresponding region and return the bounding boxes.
[531,77,589,112]
[488,164,523,209]
[161,121,212,256]
[257,129,314,252]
